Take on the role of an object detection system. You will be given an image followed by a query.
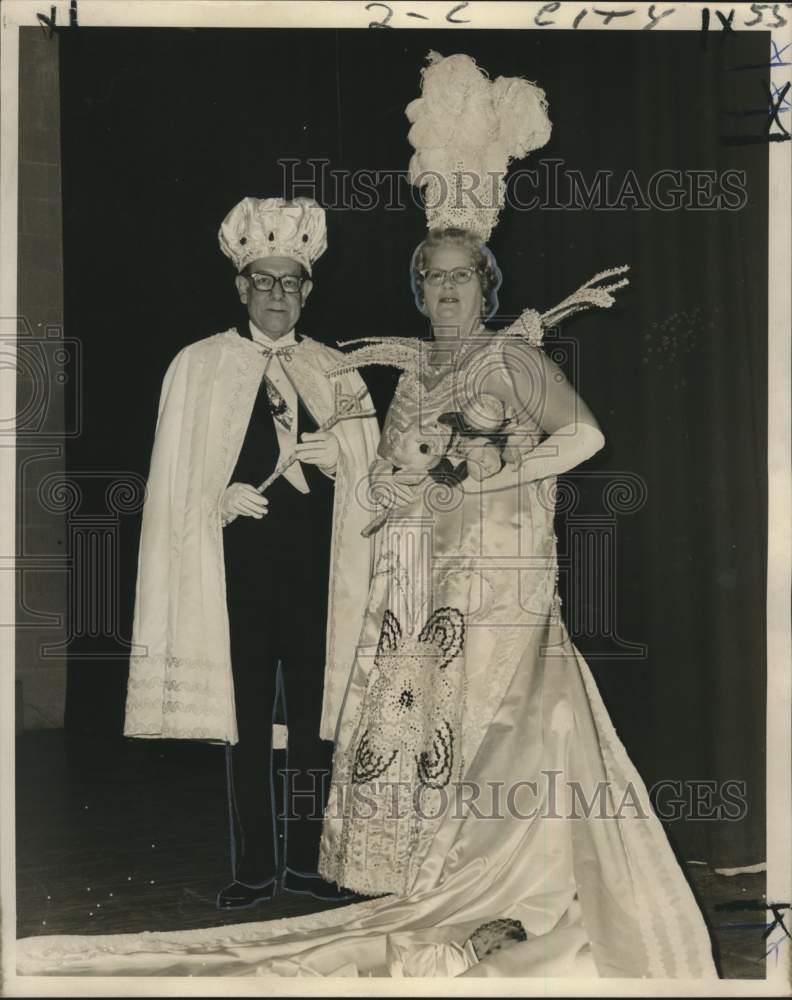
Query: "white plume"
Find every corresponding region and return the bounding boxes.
[406,52,551,242]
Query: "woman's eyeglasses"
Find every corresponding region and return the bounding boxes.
[419,267,479,287]
[247,272,305,294]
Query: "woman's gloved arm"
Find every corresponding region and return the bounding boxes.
[516,420,605,481]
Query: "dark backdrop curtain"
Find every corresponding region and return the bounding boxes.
[59,27,767,869]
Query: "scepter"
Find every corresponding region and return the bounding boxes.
[256,384,374,494]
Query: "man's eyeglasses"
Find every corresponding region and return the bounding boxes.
[246,272,305,294]
[419,267,480,287]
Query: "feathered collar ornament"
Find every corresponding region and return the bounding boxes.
[327,266,630,380]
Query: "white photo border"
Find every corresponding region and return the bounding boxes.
[0,1,789,995]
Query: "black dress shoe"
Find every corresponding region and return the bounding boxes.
[281,869,364,903]
[216,878,277,911]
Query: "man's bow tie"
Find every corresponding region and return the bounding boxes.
[258,344,294,363]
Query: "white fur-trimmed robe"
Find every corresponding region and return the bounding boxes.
[123,328,380,744]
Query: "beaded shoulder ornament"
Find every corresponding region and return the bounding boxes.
[326,265,631,382]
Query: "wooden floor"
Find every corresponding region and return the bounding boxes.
[16,731,767,979]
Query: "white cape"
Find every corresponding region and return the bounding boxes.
[123,328,380,744]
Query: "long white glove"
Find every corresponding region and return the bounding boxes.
[463,422,604,493]
[516,421,605,481]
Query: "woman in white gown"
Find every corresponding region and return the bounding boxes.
[15,52,718,980]
[319,230,614,899]
[307,228,718,979]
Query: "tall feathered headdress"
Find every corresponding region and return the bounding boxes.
[326,54,629,380]
[406,51,552,243]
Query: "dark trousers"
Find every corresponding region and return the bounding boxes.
[223,445,334,884]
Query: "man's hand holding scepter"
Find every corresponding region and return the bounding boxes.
[256,384,373,494]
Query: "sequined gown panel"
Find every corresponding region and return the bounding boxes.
[319,365,558,896]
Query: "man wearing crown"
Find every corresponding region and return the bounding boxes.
[123,197,380,910]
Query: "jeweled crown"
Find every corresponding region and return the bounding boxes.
[218,196,327,274]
